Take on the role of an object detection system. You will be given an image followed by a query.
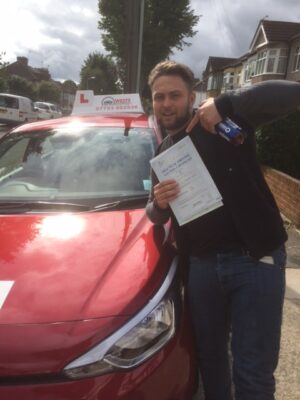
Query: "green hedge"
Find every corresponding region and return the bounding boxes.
[256,110,300,180]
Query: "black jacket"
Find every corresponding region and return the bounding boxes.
[146,80,300,259]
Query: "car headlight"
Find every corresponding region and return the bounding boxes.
[64,257,181,379]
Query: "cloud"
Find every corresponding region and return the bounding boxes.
[0,0,102,83]
[172,0,300,77]
[1,0,300,82]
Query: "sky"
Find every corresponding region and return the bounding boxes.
[1,0,300,83]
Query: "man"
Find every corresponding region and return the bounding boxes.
[146,60,300,400]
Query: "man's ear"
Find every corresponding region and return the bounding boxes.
[190,91,196,108]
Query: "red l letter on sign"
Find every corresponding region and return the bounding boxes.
[80,94,88,104]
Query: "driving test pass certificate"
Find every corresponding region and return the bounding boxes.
[150,136,223,226]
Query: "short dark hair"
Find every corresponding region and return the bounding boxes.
[148,60,195,91]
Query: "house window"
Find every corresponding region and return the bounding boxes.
[223,72,234,88]
[277,48,288,73]
[266,50,277,73]
[244,59,256,81]
[216,74,224,89]
[292,45,300,72]
[243,64,249,81]
[208,74,223,91]
[253,48,288,75]
[207,75,213,90]
[255,51,267,75]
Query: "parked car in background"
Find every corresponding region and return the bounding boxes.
[0,93,38,125]
[0,92,196,400]
[34,101,63,120]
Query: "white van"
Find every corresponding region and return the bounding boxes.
[34,101,63,120]
[0,93,38,125]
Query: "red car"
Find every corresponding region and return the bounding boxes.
[0,104,196,399]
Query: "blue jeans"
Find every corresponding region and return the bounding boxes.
[187,246,286,400]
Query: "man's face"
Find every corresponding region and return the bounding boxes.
[152,75,195,135]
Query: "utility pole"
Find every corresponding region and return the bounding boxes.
[124,0,145,94]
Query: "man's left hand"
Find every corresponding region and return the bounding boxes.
[186,97,222,134]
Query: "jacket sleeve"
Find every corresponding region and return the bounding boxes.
[145,167,171,225]
[214,80,300,129]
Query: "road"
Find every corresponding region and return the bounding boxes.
[0,124,10,137]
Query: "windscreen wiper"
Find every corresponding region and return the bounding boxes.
[0,201,91,213]
[0,195,150,214]
[91,194,149,212]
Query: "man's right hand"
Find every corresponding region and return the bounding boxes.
[153,179,179,209]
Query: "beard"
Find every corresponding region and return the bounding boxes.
[157,104,192,133]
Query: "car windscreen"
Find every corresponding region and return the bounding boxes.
[35,103,49,110]
[0,126,156,207]
[0,95,19,109]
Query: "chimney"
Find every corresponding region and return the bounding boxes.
[17,56,28,66]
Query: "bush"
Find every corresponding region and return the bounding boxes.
[256,110,300,180]
[0,77,8,92]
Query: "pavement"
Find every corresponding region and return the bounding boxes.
[193,219,300,400]
[275,221,300,400]
[284,216,300,299]
[285,220,300,270]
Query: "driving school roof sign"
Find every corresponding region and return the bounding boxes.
[72,91,144,115]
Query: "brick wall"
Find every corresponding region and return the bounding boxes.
[262,166,300,228]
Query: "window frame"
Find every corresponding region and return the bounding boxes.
[292,45,300,72]
[244,48,288,79]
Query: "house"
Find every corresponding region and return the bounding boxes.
[203,56,238,97]
[221,56,246,93]
[193,80,206,107]
[243,19,300,85]
[2,56,77,112]
[201,19,300,98]
[3,56,51,82]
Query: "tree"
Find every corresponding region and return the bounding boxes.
[0,52,9,91]
[61,80,77,113]
[0,52,8,69]
[62,79,77,94]
[256,111,300,180]
[79,52,119,94]
[7,75,37,99]
[0,77,8,92]
[98,0,199,93]
[37,81,61,103]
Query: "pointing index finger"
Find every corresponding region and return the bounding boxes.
[185,112,199,133]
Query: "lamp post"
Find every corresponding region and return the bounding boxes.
[87,76,96,90]
[124,0,144,93]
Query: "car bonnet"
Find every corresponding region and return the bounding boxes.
[0,210,170,324]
